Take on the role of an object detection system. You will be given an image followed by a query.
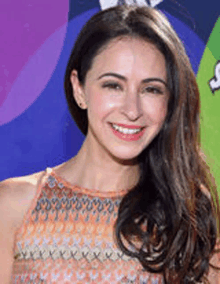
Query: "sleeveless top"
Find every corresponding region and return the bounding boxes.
[12,168,164,284]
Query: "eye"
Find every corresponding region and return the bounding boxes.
[143,86,163,95]
[102,82,123,91]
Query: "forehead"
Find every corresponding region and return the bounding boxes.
[85,36,167,81]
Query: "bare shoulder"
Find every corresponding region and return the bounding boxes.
[0,171,45,230]
[200,185,220,282]
[0,171,44,200]
[207,242,220,284]
[0,172,43,195]
[0,171,45,283]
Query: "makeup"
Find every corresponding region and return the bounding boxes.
[110,123,146,141]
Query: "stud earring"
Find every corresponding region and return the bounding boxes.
[79,101,87,109]
[79,102,86,109]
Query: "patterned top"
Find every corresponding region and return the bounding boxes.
[12,168,164,284]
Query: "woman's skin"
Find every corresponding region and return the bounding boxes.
[57,37,169,192]
[0,37,219,283]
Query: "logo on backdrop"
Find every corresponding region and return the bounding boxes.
[209,61,220,94]
[99,0,164,10]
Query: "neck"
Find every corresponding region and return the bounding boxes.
[65,136,140,192]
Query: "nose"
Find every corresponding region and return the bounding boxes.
[120,90,143,121]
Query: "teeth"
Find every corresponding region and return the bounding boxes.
[112,124,142,134]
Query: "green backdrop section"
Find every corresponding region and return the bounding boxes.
[197,17,220,193]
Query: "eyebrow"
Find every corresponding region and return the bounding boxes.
[97,72,168,88]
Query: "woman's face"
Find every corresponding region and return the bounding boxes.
[71,37,170,162]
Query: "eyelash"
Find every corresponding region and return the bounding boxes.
[102,82,164,95]
[102,82,122,91]
[143,86,163,95]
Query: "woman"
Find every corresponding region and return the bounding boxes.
[0,5,219,284]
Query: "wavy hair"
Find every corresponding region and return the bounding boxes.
[64,5,220,283]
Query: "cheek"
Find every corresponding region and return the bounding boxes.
[87,90,117,122]
[144,98,168,124]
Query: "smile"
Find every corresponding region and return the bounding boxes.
[110,123,146,141]
[112,123,142,134]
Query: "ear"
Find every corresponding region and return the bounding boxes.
[70,70,87,109]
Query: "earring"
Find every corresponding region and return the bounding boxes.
[79,102,86,109]
[79,102,87,109]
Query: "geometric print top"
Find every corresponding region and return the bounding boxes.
[12,168,164,284]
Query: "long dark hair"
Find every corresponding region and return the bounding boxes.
[64,5,220,283]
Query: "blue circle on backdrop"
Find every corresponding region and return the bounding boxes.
[164,11,204,74]
[0,8,204,181]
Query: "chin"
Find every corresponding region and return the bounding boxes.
[108,147,143,164]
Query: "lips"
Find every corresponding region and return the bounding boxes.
[110,123,146,141]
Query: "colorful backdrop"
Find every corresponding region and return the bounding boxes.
[0,0,220,193]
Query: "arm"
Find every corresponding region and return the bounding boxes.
[0,180,19,283]
[0,172,43,283]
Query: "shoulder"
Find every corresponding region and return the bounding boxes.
[0,171,46,282]
[0,171,44,200]
[0,171,43,192]
[207,242,220,284]
[0,171,45,231]
[199,186,220,282]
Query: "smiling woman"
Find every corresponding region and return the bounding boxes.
[70,37,169,162]
[0,4,219,284]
